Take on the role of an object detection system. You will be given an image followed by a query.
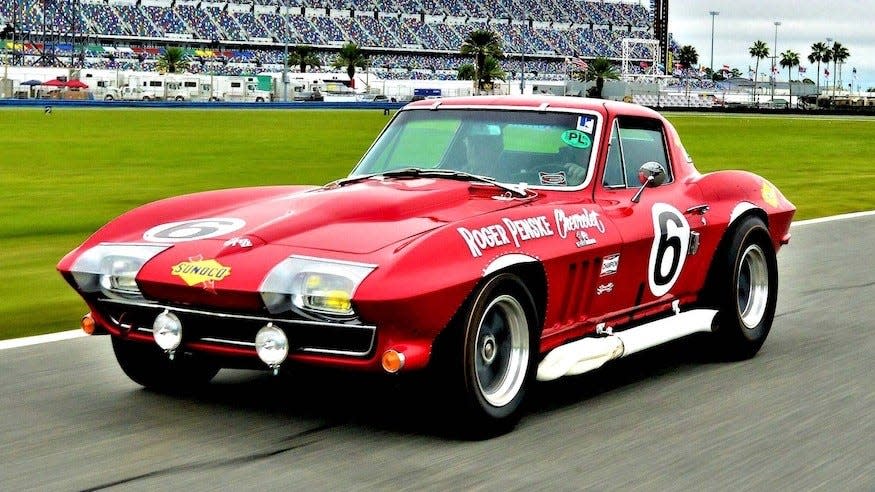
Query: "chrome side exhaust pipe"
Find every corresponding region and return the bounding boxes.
[537,307,717,382]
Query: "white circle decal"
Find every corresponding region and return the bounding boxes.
[647,203,690,297]
[143,218,246,243]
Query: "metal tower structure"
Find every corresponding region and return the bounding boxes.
[9,0,81,67]
[651,0,669,72]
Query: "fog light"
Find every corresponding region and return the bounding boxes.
[381,349,405,374]
[256,323,288,374]
[153,310,182,355]
[81,313,96,335]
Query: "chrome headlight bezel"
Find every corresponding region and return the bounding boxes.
[69,243,170,300]
[259,255,376,319]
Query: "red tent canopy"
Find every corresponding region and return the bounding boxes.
[65,80,89,89]
[42,79,65,87]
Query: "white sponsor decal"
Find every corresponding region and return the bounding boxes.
[143,218,245,243]
[224,236,253,248]
[601,253,620,276]
[597,283,614,295]
[458,216,554,257]
[554,207,606,239]
[647,203,691,297]
[575,231,596,248]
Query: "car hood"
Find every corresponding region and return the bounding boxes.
[139,178,530,255]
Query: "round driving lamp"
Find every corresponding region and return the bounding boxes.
[153,310,182,352]
[256,323,289,373]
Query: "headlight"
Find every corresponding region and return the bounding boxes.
[69,243,170,299]
[259,255,376,318]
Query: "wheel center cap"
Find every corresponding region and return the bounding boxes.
[481,334,497,364]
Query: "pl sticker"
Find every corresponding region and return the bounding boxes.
[561,130,591,149]
[577,115,595,133]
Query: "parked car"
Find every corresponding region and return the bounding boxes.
[58,95,795,437]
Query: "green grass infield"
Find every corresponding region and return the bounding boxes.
[1,108,873,339]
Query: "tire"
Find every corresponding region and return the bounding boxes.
[175,96,184,101]
[710,217,778,360]
[433,273,539,438]
[104,95,114,101]
[111,336,219,393]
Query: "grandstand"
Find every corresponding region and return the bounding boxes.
[0,0,664,82]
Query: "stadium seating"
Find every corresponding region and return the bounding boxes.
[0,0,657,81]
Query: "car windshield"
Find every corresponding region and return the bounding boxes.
[351,108,599,188]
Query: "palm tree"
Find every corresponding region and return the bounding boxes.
[457,63,476,81]
[808,41,828,93]
[288,45,321,73]
[156,46,188,74]
[780,49,800,104]
[478,56,507,92]
[749,40,769,105]
[460,29,503,95]
[831,41,850,95]
[332,42,369,84]
[579,57,619,99]
[677,45,698,71]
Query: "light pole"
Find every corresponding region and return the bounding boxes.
[771,21,780,102]
[709,11,719,79]
[282,1,289,102]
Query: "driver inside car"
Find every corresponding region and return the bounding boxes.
[461,125,504,178]
[554,145,588,186]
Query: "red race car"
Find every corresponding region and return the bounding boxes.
[58,96,794,436]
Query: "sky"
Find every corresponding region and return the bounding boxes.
[666,0,875,91]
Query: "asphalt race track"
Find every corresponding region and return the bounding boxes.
[2,213,873,491]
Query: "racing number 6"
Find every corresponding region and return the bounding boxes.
[143,218,246,243]
[647,203,690,297]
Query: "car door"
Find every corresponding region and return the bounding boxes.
[592,116,710,325]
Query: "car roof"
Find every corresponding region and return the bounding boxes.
[403,95,663,120]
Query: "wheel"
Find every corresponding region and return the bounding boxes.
[111,336,219,393]
[142,96,150,101]
[433,273,539,438]
[104,94,114,101]
[256,97,265,102]
[710,217,778,360]
[175,96,184,101]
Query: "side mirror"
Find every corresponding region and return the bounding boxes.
[631,161,666,203]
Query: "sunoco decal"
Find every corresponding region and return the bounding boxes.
[171,256,231,290]
[601,253,620,276]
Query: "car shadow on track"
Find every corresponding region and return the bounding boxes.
[135,332,725,440]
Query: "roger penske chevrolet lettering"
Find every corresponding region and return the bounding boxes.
[58,96,795,438]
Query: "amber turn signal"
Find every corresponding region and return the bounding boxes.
[381,349,406,374]
[81,313,96,335]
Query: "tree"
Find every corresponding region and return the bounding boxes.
[332,42,369,84]
[156,46,189,74]
[749,40,769,105]
[830,41,850,95]
[478,56,507,92]
[578,57,619,99]
[457,63,476,81]
[677,45,699,70]
[460,29,503,95]
[808,41,828,93]
[730,68,742,78]
[288,45,321,73]
[780,50,800,104]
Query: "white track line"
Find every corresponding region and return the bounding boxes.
[0,329,86,350]
[1,209,873,351]
[792,209,875,227]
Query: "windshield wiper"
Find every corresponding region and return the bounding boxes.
[328,167,530,198]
